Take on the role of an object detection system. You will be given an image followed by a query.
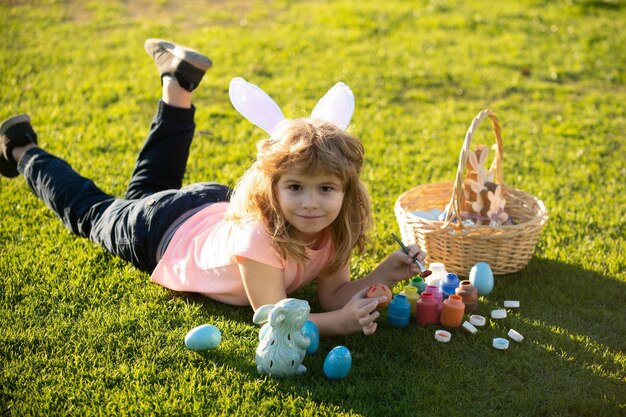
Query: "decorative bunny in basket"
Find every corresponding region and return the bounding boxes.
[461,144,510,226]
[253,298,311,378]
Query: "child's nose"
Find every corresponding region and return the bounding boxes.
[301,192,319,209]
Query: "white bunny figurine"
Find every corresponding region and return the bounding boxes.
[252,298,311,378]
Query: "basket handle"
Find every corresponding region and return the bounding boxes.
[442,109,504,229]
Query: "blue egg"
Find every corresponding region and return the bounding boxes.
[469,262,494,295]
[301,320,320,355]
[323,346,352,380]
[184,324,221,351]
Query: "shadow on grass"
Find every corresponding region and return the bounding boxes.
[493,257,626,354]
[576,0,622,11]
[176,283,322,327]
[175,257,625,416]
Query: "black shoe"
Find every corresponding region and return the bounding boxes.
[0,114,37,178]
[144,38,212,92]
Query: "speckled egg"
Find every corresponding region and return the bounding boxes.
[301,320,319,355]
[184,324,221,351]
[323,346,352,380]
[366,283,392,308]
[469,262,494,295]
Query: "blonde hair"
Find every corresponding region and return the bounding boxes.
[226,118,373,276]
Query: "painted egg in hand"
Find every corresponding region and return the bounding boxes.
[323,346,352,380]
[301,320,319,355]
[184,324,222,351]
[469,262,494,295]
[366,283,392,308]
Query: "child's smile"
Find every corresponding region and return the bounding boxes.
[276,171,345,243]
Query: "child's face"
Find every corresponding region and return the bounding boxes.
[276,170,345,244]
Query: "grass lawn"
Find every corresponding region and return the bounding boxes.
[1,0,624,416]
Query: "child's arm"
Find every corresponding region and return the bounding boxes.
[308,287,386,337]
[237,257,289,310]
[316,244,424,312]
[238,257,385,337]
[309,248,420,336]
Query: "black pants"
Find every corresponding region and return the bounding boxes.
[18,101,231,272]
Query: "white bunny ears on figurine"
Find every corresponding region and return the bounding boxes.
[229,77,355,135]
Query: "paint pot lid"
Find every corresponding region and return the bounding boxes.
[434,330,451,342]
[462,321,478,334]
[508,329,524,342]
[492,337,509,350]
[491,309,507,319]
[504,300,520,308]
[469,314,487,326]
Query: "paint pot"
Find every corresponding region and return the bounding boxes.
[410,276,428,294]
[416,292,439,325]
[455,280,478,313]
[423,285,443,313]
[400,286,420,318]
[439,294,465,328]
[426,262,447,287]
[387,294,411,328]
[439,273,461,299]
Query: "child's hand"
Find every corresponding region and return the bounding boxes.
[374,245,427,284]
[340,287,386,335]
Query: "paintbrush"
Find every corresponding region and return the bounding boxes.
[391,233,432,278]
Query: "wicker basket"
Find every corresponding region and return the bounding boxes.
[394,109,548,276]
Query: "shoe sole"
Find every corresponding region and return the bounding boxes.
[1,114,31,133]
[0,114,32,178]
[144,38,212,71]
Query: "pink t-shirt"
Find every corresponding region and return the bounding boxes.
[150,202,334,306]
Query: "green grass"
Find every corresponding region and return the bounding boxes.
[1,0,624,416]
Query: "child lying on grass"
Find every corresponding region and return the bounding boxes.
[0,38,425,337]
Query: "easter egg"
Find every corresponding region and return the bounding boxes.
[323,346,352,380]
[184,324,221,351]
[469,262,494,295]
[301,320,319,355]
[366,283,392,308]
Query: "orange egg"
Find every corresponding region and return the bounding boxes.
[366,283,392,308]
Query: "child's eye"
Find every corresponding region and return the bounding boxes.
[288,184,302,192]
[320,186,334,193]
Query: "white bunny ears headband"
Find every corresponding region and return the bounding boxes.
[228,77,355,135]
